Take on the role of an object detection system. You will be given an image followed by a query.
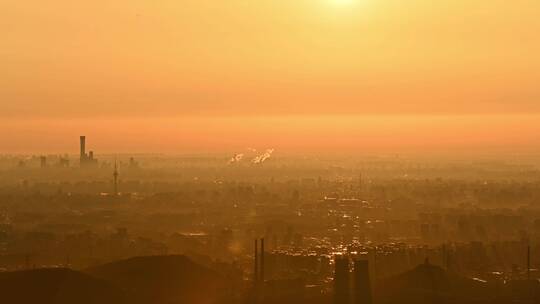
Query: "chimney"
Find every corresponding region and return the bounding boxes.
[113,161,119,196]
[528,244,531,281]
[254,239,259,284]
[260,238,265,283]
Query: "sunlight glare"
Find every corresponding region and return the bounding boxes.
[331,0,356,6]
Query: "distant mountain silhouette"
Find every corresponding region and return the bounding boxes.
[85,255,229,304]
[375,262,494,304]
[0,268,126,304]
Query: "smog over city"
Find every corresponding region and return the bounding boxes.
[1,1,540,304]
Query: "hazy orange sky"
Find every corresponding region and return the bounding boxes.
[1,0,539,153]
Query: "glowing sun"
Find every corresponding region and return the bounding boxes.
[331,0,356,6]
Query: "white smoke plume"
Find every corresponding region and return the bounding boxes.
[228,153,244,164]
[252,149,274,164]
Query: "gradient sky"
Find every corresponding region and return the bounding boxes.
[1,0,540,153]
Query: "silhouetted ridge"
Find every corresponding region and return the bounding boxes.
[376,263,492,304]
[0,268,125,304]
[85,255,228,304]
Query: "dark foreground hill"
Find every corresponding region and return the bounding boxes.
[0,268,126,304]
[375,262,494,304]
[85,255,230,304]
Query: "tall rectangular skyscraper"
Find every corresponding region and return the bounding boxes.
[80,136,86,162]
[334,256,350,304]
[353,260,372,304]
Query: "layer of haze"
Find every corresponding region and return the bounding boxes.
[1,0,539,153]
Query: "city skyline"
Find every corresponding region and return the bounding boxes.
[3,1,540,304]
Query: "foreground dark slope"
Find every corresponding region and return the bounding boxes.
[0,268,126,304]
[1,256,514,304]
[375,263,494,304]
[85,255,230,304]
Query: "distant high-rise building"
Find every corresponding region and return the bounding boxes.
[334,256,350,304]
[80,136,86,162]
[17,160,25,168]
[40,156,47,168]
[58,155,70,168]
[79,136,98,167]
[353,260,372,304]
[129,157,139,168]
